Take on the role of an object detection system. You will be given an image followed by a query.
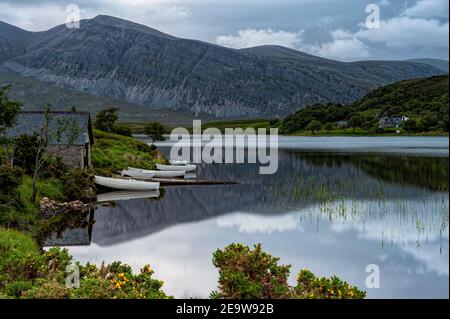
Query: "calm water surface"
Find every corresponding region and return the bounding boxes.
[61,137,449,298]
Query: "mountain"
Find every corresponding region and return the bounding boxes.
[0,15,447,118]
[407,59,449,73]
[0,67,208,125]
[279,75,449,134]
[0,21,36,62]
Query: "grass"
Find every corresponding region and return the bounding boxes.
[16,176,64,215]
[92,129,166,176]
[0,228,41,285]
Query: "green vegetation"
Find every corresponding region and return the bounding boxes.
[0,85,22,135]
[279,75,449,135]
[211,243,365,299]
[0,234,365,299]
[92,129,166,176]
[200,119,273,133]
[94,107,132,137]
[144,121,165,145]
[0,229,170,299]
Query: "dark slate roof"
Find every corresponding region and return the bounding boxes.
[5,111,94,145]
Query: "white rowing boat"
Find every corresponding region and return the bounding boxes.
[156,163,197,172]
[122,169,155,179]
[169,160,189,165]
[127,167,186,178]
[94,176,160,191]
[97,190,160,203]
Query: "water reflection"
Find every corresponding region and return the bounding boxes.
[62,139,448,299]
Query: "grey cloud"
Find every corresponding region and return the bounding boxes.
[0,0,448,60]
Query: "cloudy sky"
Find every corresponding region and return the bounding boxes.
[0,0,448,61]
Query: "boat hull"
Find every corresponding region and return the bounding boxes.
[94,176,160,191]
[97,190,160,202]
[127,167,186,178]
[156,164,197,172]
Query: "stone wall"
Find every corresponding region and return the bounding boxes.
[48,145,85,169]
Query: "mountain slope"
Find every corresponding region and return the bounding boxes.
[1,16,447,117]
[407,59,449,72]
[279,75,449,134]
[0,21,36,62]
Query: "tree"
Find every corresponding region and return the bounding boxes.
[144,122,165,145]
[421,112,439,131]
[0,86,22,166]
[94,107,119,132]
[30,106,82,203]
[402,118,418,132]
[349,115,364,129]
[323,122,335,133]
[305,120,322,134]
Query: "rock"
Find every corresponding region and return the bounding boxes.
[39,197,93,220]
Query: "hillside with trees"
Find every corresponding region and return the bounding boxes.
[279,75,449,135]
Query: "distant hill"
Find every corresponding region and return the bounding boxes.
[279,75,449,134]
[0,15,446,118]
[407,59,449,72]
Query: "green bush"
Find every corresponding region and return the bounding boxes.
[13,134,38,175]
[60,169,94,202]
[0,229,41,287]
[112,126,133,137]
[0,229,170,299]
[211,244,365,299]
[41,157,69,180]
[211,243,292,299]
[0,166,25,228]
[295,269,366,299]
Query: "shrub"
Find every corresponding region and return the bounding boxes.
[0,165,23,199]
[0,229,170,299]
[0,229,41,287]
[112,126,133,137]
[13,134,38,175]
[295,269,366,299]
[211,244,366,299]
[71,262,170,299]
[305,120,322,134]
[0,166,25,227]
[41,157,69,179]
[60,169,94,202]
[211,243,291,299]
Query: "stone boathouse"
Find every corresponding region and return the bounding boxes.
[6,111,94,170]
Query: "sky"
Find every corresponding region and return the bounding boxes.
[0,0,448,61]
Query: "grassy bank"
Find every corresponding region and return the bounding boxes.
[92,129,166,176]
